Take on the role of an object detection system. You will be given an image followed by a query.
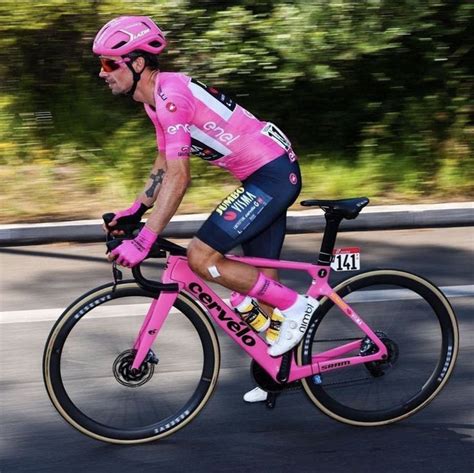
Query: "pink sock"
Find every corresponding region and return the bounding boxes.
[247,272,298,310]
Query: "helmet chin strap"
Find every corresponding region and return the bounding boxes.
[123,60,145,97]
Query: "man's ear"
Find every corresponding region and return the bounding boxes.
[133,56,146,72]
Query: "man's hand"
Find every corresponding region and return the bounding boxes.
[108,226,158,267]
[103,201,151,236]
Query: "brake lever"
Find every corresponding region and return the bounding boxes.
[105,232,123,290]
[112,261,123,291]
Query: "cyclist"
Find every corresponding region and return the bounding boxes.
[93,16,318,402]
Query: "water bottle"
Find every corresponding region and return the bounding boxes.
[230,292,270,333]
[265,308,285,345]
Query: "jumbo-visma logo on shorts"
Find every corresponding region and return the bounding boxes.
[212,184,272,237]
[216,186,269,220]
[217,187,252,220]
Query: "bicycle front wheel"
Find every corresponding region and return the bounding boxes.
[43,281,220,444]
[298,269,459,426]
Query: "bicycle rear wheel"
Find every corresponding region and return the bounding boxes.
[298,269,459,426]
[43,281,220,443]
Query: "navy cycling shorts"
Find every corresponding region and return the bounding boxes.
[196,154,302,257]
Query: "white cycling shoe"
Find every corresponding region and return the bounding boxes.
[243,386,268,403]
[268,296,319,357]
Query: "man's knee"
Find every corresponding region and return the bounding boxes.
[187,238,223,279]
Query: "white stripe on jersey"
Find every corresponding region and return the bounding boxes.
[188,82,234,121]
[190,125,232,156]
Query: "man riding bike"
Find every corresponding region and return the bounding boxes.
[93,16,318,402]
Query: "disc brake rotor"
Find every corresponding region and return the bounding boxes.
[112,349,158,388]
[361,331,399,377]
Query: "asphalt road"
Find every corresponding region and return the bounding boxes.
[1,227,473,473]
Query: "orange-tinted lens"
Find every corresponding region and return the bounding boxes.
[100,58,120,72]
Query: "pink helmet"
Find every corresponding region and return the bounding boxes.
[93,16,167,56]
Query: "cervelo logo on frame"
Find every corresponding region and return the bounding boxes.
[189,282,256,346]
[167,124,191,134]
[203,121,240,144]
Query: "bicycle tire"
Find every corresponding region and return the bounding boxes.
[297,269,459,426]
[43,280,220,444]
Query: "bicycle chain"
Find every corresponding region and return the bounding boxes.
[315,337,362,343]
[313,375,375,388]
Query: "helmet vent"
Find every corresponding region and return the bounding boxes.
[149,41,163,47]
[112,41,127,49]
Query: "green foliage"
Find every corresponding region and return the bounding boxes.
[0,0,472,222]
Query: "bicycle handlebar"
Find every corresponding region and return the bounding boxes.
[131,265,179,293]
[102,212,141,237]
[103,214,185,293]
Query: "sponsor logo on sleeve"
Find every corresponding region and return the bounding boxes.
[167,124,191,134]
[178,146,191,157]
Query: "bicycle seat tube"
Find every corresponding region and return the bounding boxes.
[317,214,343,266]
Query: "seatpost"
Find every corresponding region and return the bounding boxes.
[317,213,343,266]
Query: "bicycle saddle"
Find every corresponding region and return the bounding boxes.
[300,197,369,220]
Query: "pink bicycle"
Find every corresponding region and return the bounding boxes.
[43,197,459,444]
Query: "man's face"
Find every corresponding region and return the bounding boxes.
[98,56,132,95]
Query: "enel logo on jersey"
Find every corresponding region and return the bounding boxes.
[204,121,240,144]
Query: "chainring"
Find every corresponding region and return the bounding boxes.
[250,360,301,393]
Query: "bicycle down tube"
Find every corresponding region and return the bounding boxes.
[131,254,388,381]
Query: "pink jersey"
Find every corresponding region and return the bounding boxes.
[144,72,295,180]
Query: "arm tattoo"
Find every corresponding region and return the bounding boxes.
[145,169,165,198]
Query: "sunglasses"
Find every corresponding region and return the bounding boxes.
[99,57,130,72]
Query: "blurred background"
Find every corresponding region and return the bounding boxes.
[0,0,472,223]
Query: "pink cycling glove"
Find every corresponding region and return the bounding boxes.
[111,226,158,267]
[111,200,151,227]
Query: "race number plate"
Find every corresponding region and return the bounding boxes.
[331,247,360,271]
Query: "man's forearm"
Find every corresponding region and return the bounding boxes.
[138,154,167,207]
[144,169,190,235]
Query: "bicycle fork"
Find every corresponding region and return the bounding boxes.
[131,291,178,371]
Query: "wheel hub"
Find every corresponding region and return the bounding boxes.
[360,331,399,377]
[112,349,158,388]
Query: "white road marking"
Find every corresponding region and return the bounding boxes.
[1,285,472,324]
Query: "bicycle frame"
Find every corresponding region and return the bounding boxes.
[130,254,388,383]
